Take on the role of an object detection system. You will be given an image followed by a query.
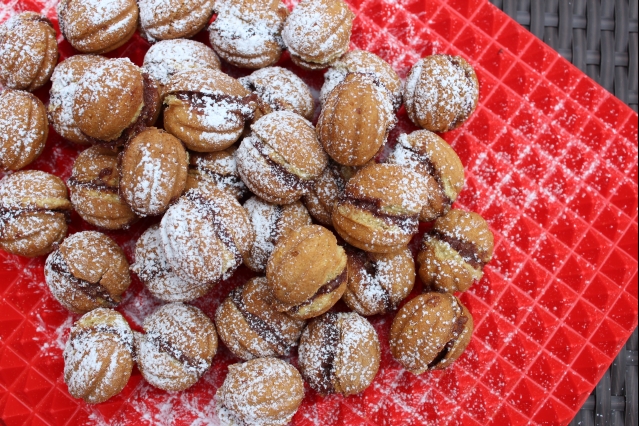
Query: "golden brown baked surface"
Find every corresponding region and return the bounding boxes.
[0,12,58,91]
[138,0,215,42]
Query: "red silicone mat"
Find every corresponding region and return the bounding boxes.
[0,0,637,425]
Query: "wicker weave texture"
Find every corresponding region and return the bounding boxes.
[491,0,638,112]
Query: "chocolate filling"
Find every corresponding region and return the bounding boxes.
[328,163,348,194]
[267,205,284,246]
[170,91,257,121]
[447,56,476,129]
[71,323,135,357]
[289,268,348,314]
[251,137,313,192]
[341,195,418,234]
[192,167,243,188]
[67,176,119,194]
[430,229,485,269]
[427,314,469,369]
[229,287,288,354]
[184,191,242,273]
[314,313,340,394]
[84,73,160,148]
[145,332,208,375]
[23,14,54,28]
[401,144,453,208]
[49,250,118,307]
[348,248,392,311]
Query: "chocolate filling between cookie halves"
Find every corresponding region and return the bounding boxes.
[314,313,340,394]
[251,137,314,192]
[71,323,135,357]
[172,90,257,120]
[427,314,469,369]
[348,248,393,311]
[430,229,485,269]
[401,144,453,208]
[229,287,289,355]
[145,332,208,375]
[289,268,348,315]
[49,250,119,307]
[341,195,418,234]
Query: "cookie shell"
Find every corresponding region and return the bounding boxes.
[138,0,215,42]
[0,170,71,257]
[131,224,213,302]
[0,90,48,171]
[0,12,58,91]
[45,231,131,314]
[120,127,189,217]
[185,146,248,200]
[64,308,134,404]
[302,161,359,226]
[216,357,304,426]
[57,0,139,54]
[136,303,218,391]
[404,55,479,132]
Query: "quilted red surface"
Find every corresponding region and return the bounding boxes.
[0,0,637,425]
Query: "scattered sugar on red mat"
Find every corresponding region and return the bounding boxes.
[0,0,637,425]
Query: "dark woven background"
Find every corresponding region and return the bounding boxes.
[492,1,638,425]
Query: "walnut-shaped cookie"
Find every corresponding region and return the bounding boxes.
[0,90,48,171]
[185,146,248,200]
[138,0,215,42]
[0,171,71,257]
[390,293,474,374]
[236,111,328,205]
[240,67,314,120]
[342,246,415,316]
[215,277,307,360]
[120,127,188,217]
[73,58,160,145]
[67,146,138,230]
[142,39,221,97]
[282,0,354,70]
[404,55,479,132]
[321,50,402,110]
[299,312,380,396]
[417,209,494,294]
[332,163,430,253]
[0,12,58,91]
[163,69,257,152]
[136,303,218,391]
[266,225,347,320]
[387,130,464,222]
[160,187,254,285]
[64,308,135,404]
[216,357,304,426]
[49,55,107,145]
[57,0,138,54]
[131,224,214,302]
[302,160,359,226]
[318,73,396,166]
[209,0,288,69]
[244,196,312,273]
[45,231,130,314]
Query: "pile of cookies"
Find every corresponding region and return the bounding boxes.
[0,0,494,423]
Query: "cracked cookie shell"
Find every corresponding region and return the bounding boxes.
[298,311,380,396]
[0,170,71,257]
[58,0,138,54]
[67,146,138,230]
[0,89,48,171]
[163,69,257,152]
[45,231,130,314]
[332,163,430,254]
[120,127,189,217]
[216,357,304,426]
[135,303,218,391]
[387,130,465,222]
[282,0,354,70]
[64,308,135,404]
[317,72,396,166]
[160,187,254,285]
[0,12,58,91]
[417,209,494,293]
[244,196,312,273]
[342,246,415,316]
[390,292,474,374]
[236,111,328,205]
[209,0,289,69]
[215,277,307,360]
[266,225,347,320]
[404,55,479,133]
